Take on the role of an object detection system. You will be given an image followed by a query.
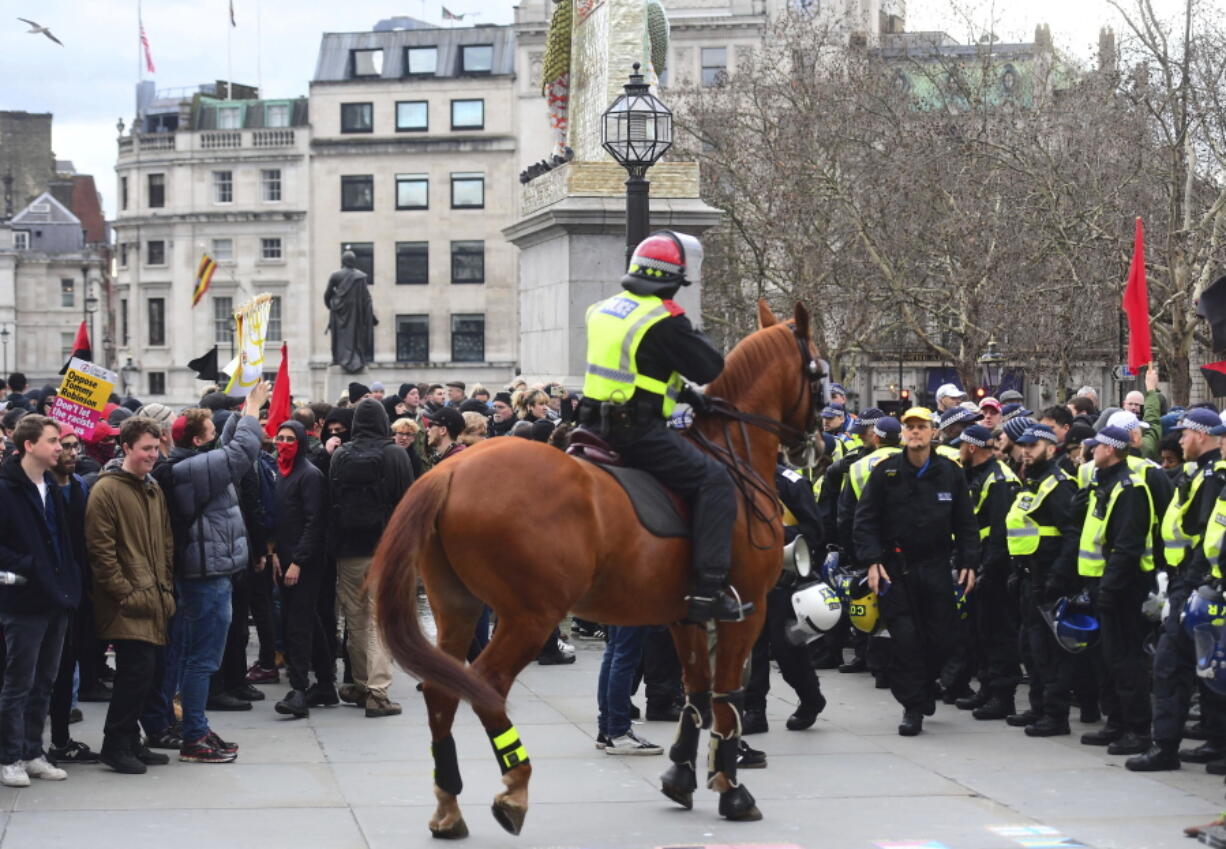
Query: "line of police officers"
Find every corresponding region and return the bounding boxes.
[796,397,1226,780]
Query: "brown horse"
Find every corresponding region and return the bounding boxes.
[369,300,822,839]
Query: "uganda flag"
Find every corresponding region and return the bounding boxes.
[193,254,217,307]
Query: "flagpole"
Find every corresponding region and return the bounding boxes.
[256,0,262,96]
[226,1,233,100]
[137,0,143,83]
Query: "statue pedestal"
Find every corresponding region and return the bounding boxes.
[324,364,365,407]
[503,161,722,387]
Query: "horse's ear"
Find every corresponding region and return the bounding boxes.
[793,302,811,340]
[757,299,778,328]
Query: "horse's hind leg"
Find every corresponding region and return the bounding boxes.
[469,613,559,836]
[660,624,712,810]
[419,543,484,840]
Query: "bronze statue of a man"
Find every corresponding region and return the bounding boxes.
[324,251,377,374]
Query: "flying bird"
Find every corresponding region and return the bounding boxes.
[17,18,63,46]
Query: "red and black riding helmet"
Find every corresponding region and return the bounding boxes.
[621,230,704,294]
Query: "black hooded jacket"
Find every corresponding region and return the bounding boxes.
[314,406,355,478]
[328,399,415,557]
[275,419,327,569]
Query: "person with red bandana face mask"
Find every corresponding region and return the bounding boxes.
[268,420,331,719]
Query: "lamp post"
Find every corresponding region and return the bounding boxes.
[81,264,98,354]
[978,339,1005,395]
[0,325,9,375]
[601,63,674,265]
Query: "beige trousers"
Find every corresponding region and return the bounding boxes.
[336,555,393,699]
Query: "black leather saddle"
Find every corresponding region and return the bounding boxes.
[566,428,689,539]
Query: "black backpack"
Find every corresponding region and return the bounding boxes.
[329,439,388,532]
[150,455,206,572]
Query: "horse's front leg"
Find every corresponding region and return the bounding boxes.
[661,623,712,809]
[708,616,764,821]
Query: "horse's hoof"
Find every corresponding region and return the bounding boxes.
[718,784,762,821]
[491,800,526,835]
[660,762,696,810]
[429,818,469,840]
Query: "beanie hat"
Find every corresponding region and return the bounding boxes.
[348,382,371,404]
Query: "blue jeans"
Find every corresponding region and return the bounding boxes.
[0,610,68,764]
[140,608,184,736]
[597,625,647,739]
[176,577,233,743]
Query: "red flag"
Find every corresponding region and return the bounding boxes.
[1122,217,1152,372]
[59,320,92,375]
[264,343,291,439]
[140,22,156,73]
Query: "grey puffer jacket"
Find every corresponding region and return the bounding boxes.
[166,412,262,580]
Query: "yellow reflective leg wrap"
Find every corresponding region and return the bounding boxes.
[489,725,529,775]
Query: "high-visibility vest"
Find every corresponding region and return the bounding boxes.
[1197,497,1226,581]
[935,444,962,466]
[1161,460,1224,568]
[1077,469,1155,577]
[973,461,1021,540]
[582,292,684,417]
[848,446,902,500]
[1005,468,1071,556]
[1077,461,1094,489]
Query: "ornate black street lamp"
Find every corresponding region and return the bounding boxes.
[602,62,673,264]
[978,339,1006,393]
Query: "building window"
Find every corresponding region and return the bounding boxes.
[217,105,243,129]
[61,332,75,363]
[213,170,233,204]
[13,231,29,250]
[265,103,289,127]
[261,237,283,260]
[148,372,165,396]
[261,168,282,202]
[214,296,234,349]
[396,242,428,285]
[451,173,484,208]
[212,238,234,262]
[701,47,728,87]
[120,176,129,210]
[451,314,485,362]
[405,46,437,75]
[395,100,428,132]
[461,44,494,74]
[396,174,428,210]
[147,240,165,265]
[148,297,166,346]
[340,102,373,133]
[119,243,129,267]
[121,298,129,345]
[61,278,75,308]
[341,176,374,211]
[267,296,282,342]
[451,240,484,284]
[343,243,374,285]
[350,48,384,78]
[147,173,165,208]
[451,99,484,130]
[396,314,430,361]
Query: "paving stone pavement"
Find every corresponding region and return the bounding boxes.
[2,637,1221,849]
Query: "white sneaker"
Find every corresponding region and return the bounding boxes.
[1,762,29,787]
[23,756,67,781]
[557,638,575,656]
[604,729,663,756]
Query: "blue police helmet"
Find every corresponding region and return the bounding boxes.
[1184,585,1226,641]
[1193,621,1226,695]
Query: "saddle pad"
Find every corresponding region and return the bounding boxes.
[579,458,690,539]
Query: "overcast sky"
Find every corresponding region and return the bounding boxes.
[0,0,1198,220]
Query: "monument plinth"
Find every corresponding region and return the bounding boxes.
[506,0,722,386]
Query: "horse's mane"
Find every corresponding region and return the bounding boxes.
[706,321,795,405]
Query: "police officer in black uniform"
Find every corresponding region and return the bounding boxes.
[817,409,881,543]
[743,463,828,735]
[854,406,980,736]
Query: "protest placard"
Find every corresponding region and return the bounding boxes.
[50,358,118,440]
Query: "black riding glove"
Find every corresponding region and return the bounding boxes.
[679,385,711,415]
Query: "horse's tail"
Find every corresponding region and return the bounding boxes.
[370,466,503,714]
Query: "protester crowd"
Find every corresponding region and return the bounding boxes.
[0,373,581,784]
[3,360,1226,836]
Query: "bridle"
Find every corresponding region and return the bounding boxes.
[686,322,826,550]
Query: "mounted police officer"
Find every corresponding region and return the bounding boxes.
[578,231,751,623]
